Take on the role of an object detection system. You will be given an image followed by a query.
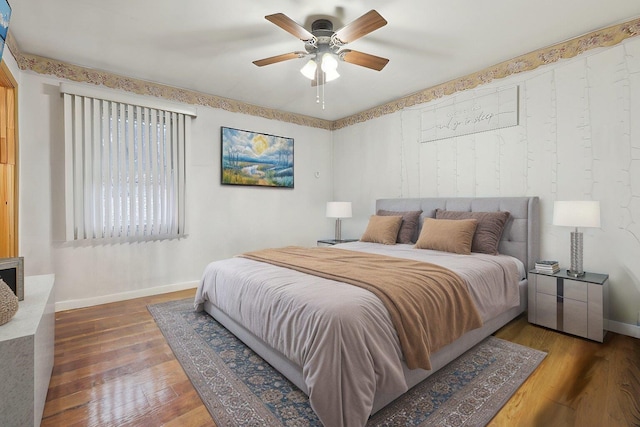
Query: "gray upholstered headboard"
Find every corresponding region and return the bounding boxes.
[376,197,540,273]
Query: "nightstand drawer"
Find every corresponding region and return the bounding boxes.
[564,279,588,302]
[536,274,557,295]
[563,298,588,337]
[535,292,557,329]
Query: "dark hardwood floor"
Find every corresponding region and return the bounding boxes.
[42,289,640,426]
[42,289,214,427]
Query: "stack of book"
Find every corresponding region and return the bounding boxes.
[535,260,560,274]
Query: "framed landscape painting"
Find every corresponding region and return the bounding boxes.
[0,0,11,63]
[221,127,294,188]
[0,0,10,42]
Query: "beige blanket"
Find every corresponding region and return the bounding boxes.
[240,246,483,370]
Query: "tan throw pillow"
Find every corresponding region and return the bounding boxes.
[415,218,478,254]
[376,209,422,244]
[435,210,510,255]
[360,215,403,245]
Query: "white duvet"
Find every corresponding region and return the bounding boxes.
[194,242,521,427]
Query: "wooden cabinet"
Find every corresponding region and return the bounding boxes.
[528,270,608,342]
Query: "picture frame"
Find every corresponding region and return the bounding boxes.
[0,257,23,301]
[0,0,11,63]
[221,126,294,188]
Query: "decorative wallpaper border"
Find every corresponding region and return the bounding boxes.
[7,17,640,131]
[332,17,640,130]
[5,32,333,131]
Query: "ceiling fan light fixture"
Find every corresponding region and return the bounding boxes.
[257,10,388,108]
[325,68,340,82]
[300,59,317,80]
[321,53,338,72]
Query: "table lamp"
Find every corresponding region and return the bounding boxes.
[552,200,601,277]
[326,202,352,241]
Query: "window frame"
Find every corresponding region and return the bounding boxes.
[61,83,196,241]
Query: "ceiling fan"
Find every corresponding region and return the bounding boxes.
[253,10,389,86]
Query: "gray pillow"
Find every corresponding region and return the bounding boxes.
[435,209,510,255]
[377,209,422,244]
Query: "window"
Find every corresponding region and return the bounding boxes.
[61,84,196,240]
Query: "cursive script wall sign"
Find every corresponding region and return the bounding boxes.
[420,86,519,142]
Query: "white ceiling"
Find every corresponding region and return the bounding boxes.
[9,0,640,121]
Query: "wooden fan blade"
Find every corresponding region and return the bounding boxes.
[265,13,315,41]
[253,52,307,67]
[340,50,389,71]
[333,10,387,44]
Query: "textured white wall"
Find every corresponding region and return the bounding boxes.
[12,36,640,327]
[17,72,334,305]
[334,37,640,328]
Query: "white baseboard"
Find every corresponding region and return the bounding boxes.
[607,319,640,339]
[55,280,199,312]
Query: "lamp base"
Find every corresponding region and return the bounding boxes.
[566,269,585,278]
[569,229,585,278]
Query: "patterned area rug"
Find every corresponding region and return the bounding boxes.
[148,299,546,426]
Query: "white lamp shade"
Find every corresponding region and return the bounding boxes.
[324,68,340,82]
[321,54,340,82]
[553,201,601,228]
[321,53,338,72]
[326,201,352,218]
[300,60,317,80]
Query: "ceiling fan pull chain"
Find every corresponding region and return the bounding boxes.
[316,67,320,104]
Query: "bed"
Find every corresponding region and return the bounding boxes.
[195,196,540,427]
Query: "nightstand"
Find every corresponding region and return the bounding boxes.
[317,239,358,247]
[528,269,609,342]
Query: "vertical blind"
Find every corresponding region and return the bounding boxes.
[62,87,195,241]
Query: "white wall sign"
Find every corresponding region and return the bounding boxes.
[420,86,519,142]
